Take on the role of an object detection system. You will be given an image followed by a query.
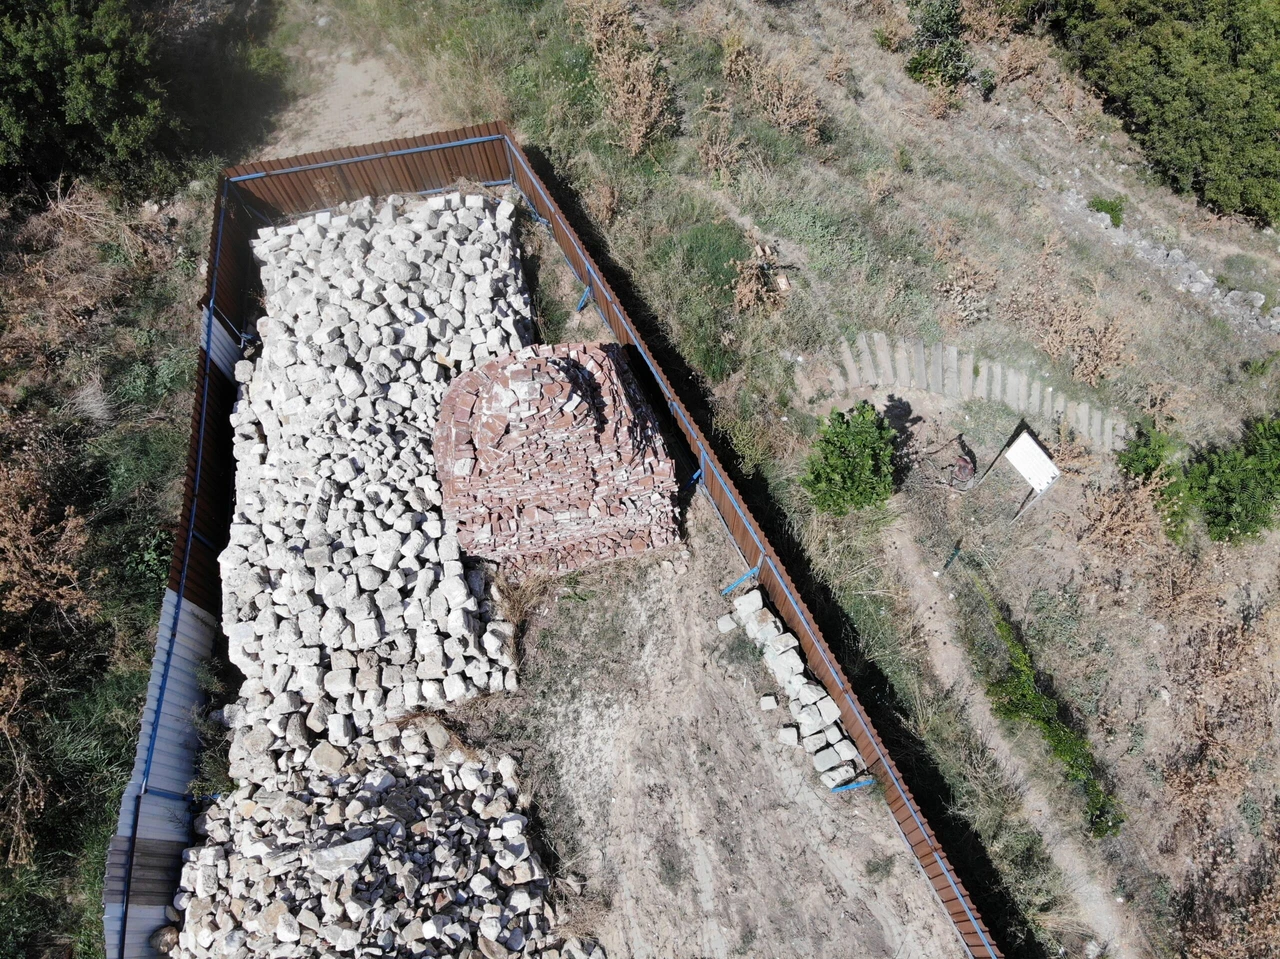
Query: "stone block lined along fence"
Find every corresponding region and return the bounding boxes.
[802,332,1129,452]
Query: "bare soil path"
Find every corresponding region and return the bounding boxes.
[884,518,1145,958]
[254,4,441,160]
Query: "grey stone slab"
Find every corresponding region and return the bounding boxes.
[839,337,861,390]
[855,333,878,386]
[989,363,1004,403]
[1004,369,1026,411]
[893,338,912,388]
[872,332,894,385]
[911,339,928,389]
[1091,408,1105,447]
[944,346,960,398]
[1065,401,1081,437]
[929,343,944,393]
[1077,402,1093,438]
[1051,390,1067,421]
[1026,379,1042,418]
[959,352,975,399]
[972,359,988,401]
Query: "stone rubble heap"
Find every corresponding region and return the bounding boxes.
[175,727,600,959]
[168,192,602,959]
[437,343,679,574]
[719,590,865,788]
[1063,188,1280,335]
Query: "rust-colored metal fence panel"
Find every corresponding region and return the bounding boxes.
[169,124,1002,959]
[166,349,234,616]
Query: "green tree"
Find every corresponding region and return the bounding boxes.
[800,401,898,514]
[906,0,974,88]
[0,0,166,188]
[1042,0,1280,223]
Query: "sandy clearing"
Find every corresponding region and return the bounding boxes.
[256,51,441,160]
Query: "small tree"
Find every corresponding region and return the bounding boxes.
[800,402,897,514]
[0,0,166,189]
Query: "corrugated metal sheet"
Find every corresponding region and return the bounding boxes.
[206,313,241,380]
[109,125,1004,959]
[105,903,171,959]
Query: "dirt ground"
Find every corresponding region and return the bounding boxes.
[254,9,441,159]
[815,378,1280,956]
[453,497,968,959]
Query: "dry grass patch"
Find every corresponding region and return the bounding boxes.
[722,36,824,145]
[960,0,1015,42]
[1076,477,1167,559]
[824,50,851,85]
[694,90,745,179]
[1004,239,1128,386]
[567,0,676,156]
[998,36,1047,84]
[731,244,784,314]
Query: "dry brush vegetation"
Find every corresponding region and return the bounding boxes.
[0,178,210,952]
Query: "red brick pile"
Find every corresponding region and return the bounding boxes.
[437,342,681,573]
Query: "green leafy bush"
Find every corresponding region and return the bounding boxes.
[982,592,1124,837]
[977,67,997,100]
[0,0,167,189]
[800,401,897,514]
[1185,418,1280,541]
[1042,0,1280,224]
[1086,194,1126,227]
[1117,422,1176,481]
[1126,416,1280,542]
[905,0,974,88]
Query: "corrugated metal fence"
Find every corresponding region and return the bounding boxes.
[106,122,1001,959]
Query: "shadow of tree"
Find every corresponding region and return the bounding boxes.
[151,0,294,164]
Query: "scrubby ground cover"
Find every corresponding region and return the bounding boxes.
[0,2,294,955]
[0,178,210,957]
[331,0,1280,953]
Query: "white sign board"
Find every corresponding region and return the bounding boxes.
[1004,432,1060,494]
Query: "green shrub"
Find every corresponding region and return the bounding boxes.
[905,0,973,88]
[1186,418,1280,541]
[1086,194,1126,227]
[977,68,997,100]
[0,0,167,189]
[981,590,1124,837]
[800,401,897,514]
[1141,416,1280,542]
[1042,0,1280,224]
[1117,422,1175,480]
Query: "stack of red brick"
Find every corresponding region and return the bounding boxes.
[437,342,680,573]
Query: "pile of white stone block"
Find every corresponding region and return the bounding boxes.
[221,192,529,788]
[166,192,603,959]
[719,589,865,788]
[175,719,600,959]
